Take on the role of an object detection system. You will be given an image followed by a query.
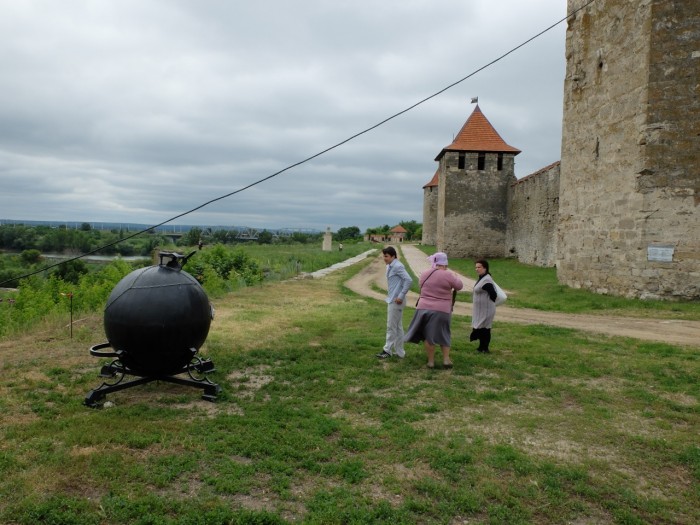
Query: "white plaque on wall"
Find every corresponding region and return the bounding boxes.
[647,245,674,262]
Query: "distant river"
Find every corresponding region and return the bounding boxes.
[41,253,150,263]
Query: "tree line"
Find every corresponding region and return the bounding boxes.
[0,223,163,256]
[184,223,424,246]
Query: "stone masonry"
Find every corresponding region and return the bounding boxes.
[558,0,699,299]
[506,161,560,267]
[422,0,698,299]
[421,170,439,246]
[437,151,515,258]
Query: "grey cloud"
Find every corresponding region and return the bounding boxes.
[0,0,567,231]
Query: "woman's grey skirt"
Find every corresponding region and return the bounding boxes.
[404,309,452,346]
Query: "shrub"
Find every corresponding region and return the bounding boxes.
[0,259,135,337]
[20,249,42,264]
[51,259,88,284]
[195,245,262,285]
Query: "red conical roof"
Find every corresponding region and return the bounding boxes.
[422,168,439,189]
[435,105,520,160]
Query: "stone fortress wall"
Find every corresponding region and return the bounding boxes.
[423,150,559,268]
[506,161,560,267]
[422,0,698,299]
[558,0,699,299]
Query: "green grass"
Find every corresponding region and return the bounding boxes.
[233,241,375,276]
[0,256,698,524]
[413,245,700,319]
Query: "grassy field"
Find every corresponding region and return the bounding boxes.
[412,245,700,320]
[0,255,698,524]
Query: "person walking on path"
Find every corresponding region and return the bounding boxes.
[471,258,497,353]
[376,246,413,359]
[404,252,463,369]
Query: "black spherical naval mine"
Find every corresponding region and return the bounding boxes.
[103,262,213,377]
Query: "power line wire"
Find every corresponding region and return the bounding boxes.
[0,0,594,287]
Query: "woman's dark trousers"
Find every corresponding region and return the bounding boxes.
[470,328,491,353]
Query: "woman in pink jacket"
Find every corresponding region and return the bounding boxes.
[404,252,463,369]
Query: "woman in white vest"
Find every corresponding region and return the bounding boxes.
[470,259,497,353]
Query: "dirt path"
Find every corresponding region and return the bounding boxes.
[344,245,700,347]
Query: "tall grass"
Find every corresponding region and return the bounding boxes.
[0,243,376,337]
[0,260,136,338]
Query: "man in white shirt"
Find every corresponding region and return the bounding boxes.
[376,246,413,359]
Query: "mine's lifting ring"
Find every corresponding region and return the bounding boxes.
[89,341,121,358]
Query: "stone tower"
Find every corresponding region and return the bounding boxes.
[421,169,439,246]
[558,0,699,299]
[433,105,520,258]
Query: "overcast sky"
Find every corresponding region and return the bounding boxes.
[0,0,568,232]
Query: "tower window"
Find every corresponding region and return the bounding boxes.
[478,152,485,170]
[497,153,503,171]
[458,153,465,169]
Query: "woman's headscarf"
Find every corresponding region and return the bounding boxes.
[427,252,448,268]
